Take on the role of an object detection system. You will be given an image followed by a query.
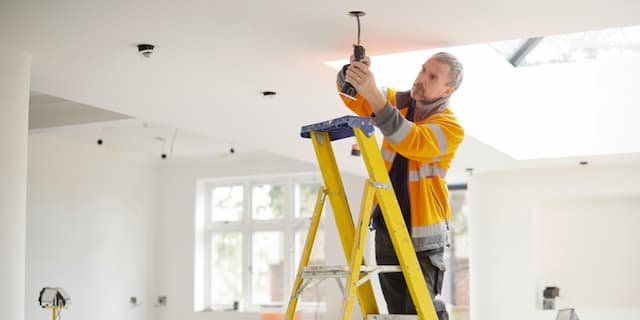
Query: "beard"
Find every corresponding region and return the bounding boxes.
[411,85,430,105]
[410,84,420,98]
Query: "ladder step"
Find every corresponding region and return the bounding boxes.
[368,315,419,320]
[302,265,402,279]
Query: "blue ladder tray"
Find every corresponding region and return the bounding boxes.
[300,116,374,141]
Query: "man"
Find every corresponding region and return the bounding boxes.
[336,52,464,320]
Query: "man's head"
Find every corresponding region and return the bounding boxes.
[411,52,464,104]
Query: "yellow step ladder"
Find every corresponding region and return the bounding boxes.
[285,116,438,320]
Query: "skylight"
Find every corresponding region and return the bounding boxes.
[491,24,640,67]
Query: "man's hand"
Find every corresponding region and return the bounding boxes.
[345,58,387,114]
[350,55,371,66]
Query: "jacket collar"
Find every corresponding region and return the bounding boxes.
[396,90,449,121]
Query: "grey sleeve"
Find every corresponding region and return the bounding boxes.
[375,103,413,144]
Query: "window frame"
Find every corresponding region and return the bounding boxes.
[199,173,324,312]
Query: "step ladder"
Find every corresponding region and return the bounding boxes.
[284,116,438,320]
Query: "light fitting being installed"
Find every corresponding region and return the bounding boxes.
[137,44,155,58]
[339,10,366,100]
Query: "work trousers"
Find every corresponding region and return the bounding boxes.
[375,229,449,320]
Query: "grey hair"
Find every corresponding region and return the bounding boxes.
[430,52,464,90]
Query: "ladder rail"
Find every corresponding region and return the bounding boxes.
[309,131,379,317]
[354,128,438,320]
[285,186,327,320]
[341,179,377,319]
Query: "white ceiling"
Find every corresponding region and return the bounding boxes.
[3,0,640,183]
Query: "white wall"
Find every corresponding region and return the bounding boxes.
[469,163,640,320]
[26,135,159,320]
[535,195,640,309]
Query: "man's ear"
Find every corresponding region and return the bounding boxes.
[442,86,455,98]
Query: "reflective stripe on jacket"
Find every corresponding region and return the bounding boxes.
[339,86,464,251]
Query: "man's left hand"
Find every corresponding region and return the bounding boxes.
[345,61,387,113]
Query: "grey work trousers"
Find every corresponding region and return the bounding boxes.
[375,230,449,320]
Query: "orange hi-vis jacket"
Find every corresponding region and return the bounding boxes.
[339,87,464,251]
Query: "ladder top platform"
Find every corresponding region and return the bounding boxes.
[300,116,374,141]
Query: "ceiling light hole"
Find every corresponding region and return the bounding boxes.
[137,44,155,58]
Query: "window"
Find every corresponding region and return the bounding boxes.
[490,24,640,67]
[197,174,324,312]
[441,185,470,319]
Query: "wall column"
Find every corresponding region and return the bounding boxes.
[0,46,31,320]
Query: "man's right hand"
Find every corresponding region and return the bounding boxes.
[345,59,386,114]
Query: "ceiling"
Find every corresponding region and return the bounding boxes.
[3,0,640,183]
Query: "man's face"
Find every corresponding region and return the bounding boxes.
[411,59,455,104]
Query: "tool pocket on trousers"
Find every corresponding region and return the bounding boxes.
[417,248,446,296]
[429,251,445,295]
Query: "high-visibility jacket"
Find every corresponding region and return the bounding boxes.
[339,87,464,251]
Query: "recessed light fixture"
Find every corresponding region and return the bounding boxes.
[261,91,277,97]
[137,44,155,58]
[579,161,589,165]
